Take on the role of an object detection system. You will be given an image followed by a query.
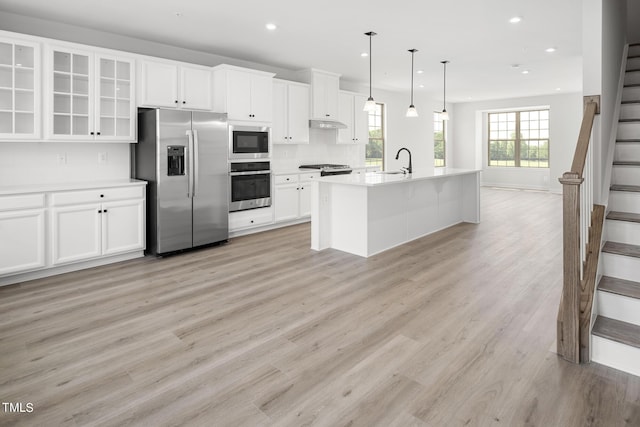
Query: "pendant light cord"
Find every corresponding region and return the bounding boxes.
[369,34,373,99]
[410,51,414,105]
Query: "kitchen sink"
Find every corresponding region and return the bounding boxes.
[376,170,407,175]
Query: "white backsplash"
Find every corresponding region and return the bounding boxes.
[270,128,365,171]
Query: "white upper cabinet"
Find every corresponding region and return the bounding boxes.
[47,45,135,142]
[273,79,310,144]
[139,59,212,111]
[338,91,369,144]
[0,35,41,140]
[213,65,274,123]
[302,69,340,121]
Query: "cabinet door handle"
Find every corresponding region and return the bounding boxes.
[175,100,178,104]
[183,101,186,104]
[97,132,101,136]
[100,194,104,198]
[98,210,102,213]
[90,132,94,135]
[103,209,108,213]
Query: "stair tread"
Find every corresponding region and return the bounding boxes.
[593,316,640,349]
[603,241,640,258]
[599,275,640,299]
[610,184,640,192]
[613,161,640,166]
[607,211,640,223]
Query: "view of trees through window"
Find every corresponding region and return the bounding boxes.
[488,110,549,168]
[366,103,384,168]
[434,112,445,167]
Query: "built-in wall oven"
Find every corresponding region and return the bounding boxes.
[229,125,270,159]
[229,161,271,212]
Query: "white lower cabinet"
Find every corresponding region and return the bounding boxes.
[50,186,145,266]
[0,194,46,275]
[0,182,146,284]
[274,172,319,222]
[229,207,274,231]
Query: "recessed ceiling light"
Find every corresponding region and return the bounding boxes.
[545,47,557,53]
[361,52,368,57]
[265,23,277,31]
[419,84,425,88]
[175,12,183,17]
[556,87,561,91]
[521,70,530,74]
[417,70,424,74]
[509,16,522,24]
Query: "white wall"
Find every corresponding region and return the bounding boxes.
[628,0,640,43]
[0,142,130,186]
[452,93,582,193]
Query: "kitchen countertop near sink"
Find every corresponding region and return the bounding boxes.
[315,168,480,187]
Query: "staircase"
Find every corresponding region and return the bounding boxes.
[591,43,640,376]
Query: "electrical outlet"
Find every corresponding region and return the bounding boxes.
[56,153,67,165]
[98,152,108,165]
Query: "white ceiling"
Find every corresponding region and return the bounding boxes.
[0,0,584,102]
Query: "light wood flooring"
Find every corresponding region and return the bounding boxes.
[1,188,640,426]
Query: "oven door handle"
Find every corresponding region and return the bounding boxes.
[229,170,272,176]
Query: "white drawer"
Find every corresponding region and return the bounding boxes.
[299,172,321,182]
[51,186,144,206]
[0,194,45,212]
[275,174,299,185]
[229,207,274,230]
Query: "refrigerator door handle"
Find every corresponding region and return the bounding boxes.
[186,129,194,198]
[193,129,199,198]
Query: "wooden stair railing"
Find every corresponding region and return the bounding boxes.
[557,96,605,364]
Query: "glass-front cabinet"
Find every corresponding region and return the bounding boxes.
[0,37,40,139]
[48,46,135,142]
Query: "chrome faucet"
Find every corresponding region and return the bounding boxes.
[395,147,412,174]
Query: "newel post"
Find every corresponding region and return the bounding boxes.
[557,171,583,363]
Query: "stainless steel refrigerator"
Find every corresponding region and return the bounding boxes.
[134,108,228,255]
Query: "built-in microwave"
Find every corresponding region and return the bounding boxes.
[229,125,270,159]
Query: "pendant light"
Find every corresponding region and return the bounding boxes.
[406,49,418,117]
[363,31,377,112]
[441,60,450,120]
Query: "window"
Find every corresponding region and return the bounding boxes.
[434,112,446,167]
[366,103,384,168]
[488,109,549,168]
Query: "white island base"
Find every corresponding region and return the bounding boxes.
[311,168,481,257]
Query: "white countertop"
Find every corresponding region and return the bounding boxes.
[315,168,480,187]
[272,166,370,176]
[0,179,147,196]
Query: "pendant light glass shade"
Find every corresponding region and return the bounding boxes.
[441,60,449,120]
[363,31,377,112]
[406,49,418,117]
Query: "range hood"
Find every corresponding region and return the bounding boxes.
[309,119,347,130]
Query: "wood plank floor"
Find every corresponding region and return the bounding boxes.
[1,187,640,426]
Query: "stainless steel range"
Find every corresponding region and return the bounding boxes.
[299,164,353,176]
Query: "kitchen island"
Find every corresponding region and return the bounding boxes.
[310,168,481,257]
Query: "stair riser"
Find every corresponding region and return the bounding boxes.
[629,57,640,70]
[597,291,640,326]
[592,335,640,377]
[614,143,640,161]
[626,71,640,86]
[605,219,640,245]
[622,86,640,103]
[620,102,640,120]
[602,252,640,282]
[617,122,640,140]
[609,191,640,212]
[629,45,640,57]
[611,166,640,184]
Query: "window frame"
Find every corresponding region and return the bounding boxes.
[366,102,385,169]
[434,111,446,167]
[487,109,550,168]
